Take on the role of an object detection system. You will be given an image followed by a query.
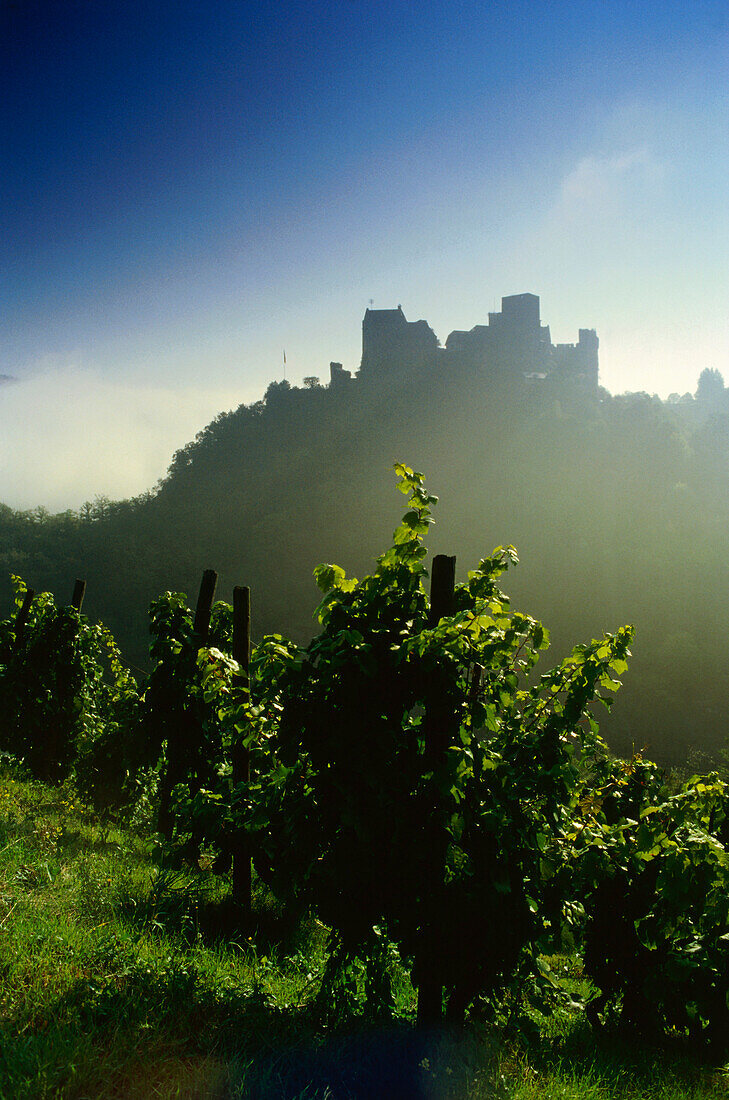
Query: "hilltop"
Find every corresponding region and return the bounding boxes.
[1,294,728,766]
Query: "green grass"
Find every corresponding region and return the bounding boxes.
[0,763,727,1099]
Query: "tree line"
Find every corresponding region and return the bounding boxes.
[1,364,729,765]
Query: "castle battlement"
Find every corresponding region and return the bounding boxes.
[354,294,597,390]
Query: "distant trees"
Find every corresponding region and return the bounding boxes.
[695,367,726,412]
[2,364,729,765]
[79,496,111,523]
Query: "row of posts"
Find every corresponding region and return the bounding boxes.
[14,578,87,649]
[14,556,459,1012]
[13,569,253,920]
[188,557,458,951]
[177,568,252,920]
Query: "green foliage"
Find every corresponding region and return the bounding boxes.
[156,629,302,869]
[142,591,235,841]
[1,463,728,1046]
[3,761,727,1100]
[571,756,729,1046]
[244,465,636,1021]
[0,576,138,801]
[4,360,729,768]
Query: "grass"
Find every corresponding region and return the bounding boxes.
[0,763,727,1099]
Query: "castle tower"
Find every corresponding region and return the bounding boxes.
[360,306,439,380]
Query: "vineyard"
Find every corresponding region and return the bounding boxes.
[1,467,728,1098]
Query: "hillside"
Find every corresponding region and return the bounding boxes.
[2,312,729,766]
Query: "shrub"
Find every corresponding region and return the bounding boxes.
[242,465,634,1023]
[0,576,138,802]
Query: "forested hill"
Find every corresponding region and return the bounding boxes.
[2,364,729,767]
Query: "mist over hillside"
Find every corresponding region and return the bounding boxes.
[2,294,728,768]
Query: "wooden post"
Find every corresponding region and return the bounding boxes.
[193,569,218,641]
[417,553,457,1029]
[187,568,218,768]
[158,569,217,841]
[14,589,35,650]
[425,555,457,766]
[232,585,252,920]
[71,579,86,612]
[428,554,456,626]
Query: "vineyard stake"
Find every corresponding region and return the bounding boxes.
[232,585,252,921]
[14,589,35,650]
[428,554,456,626]
[417,553,457,1028]
[158,569,218,840]
[71,579,86,612]
[186,567,219,763]
[193,569,218,641]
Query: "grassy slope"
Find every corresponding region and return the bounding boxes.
[0,765,726,1100]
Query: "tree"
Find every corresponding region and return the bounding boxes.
[695,367,726,411]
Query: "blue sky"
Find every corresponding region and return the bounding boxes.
[2,0,728,507]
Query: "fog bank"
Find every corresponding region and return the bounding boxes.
[0,365,243,512]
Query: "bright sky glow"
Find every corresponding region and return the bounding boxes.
[2,0,728,506]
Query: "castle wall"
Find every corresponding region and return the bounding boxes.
[331,294,599,393]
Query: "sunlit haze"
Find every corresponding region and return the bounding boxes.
[3,0,728,508]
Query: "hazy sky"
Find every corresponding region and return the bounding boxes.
[2,0,728,508]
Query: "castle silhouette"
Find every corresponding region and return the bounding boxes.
[327,293,598,391]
